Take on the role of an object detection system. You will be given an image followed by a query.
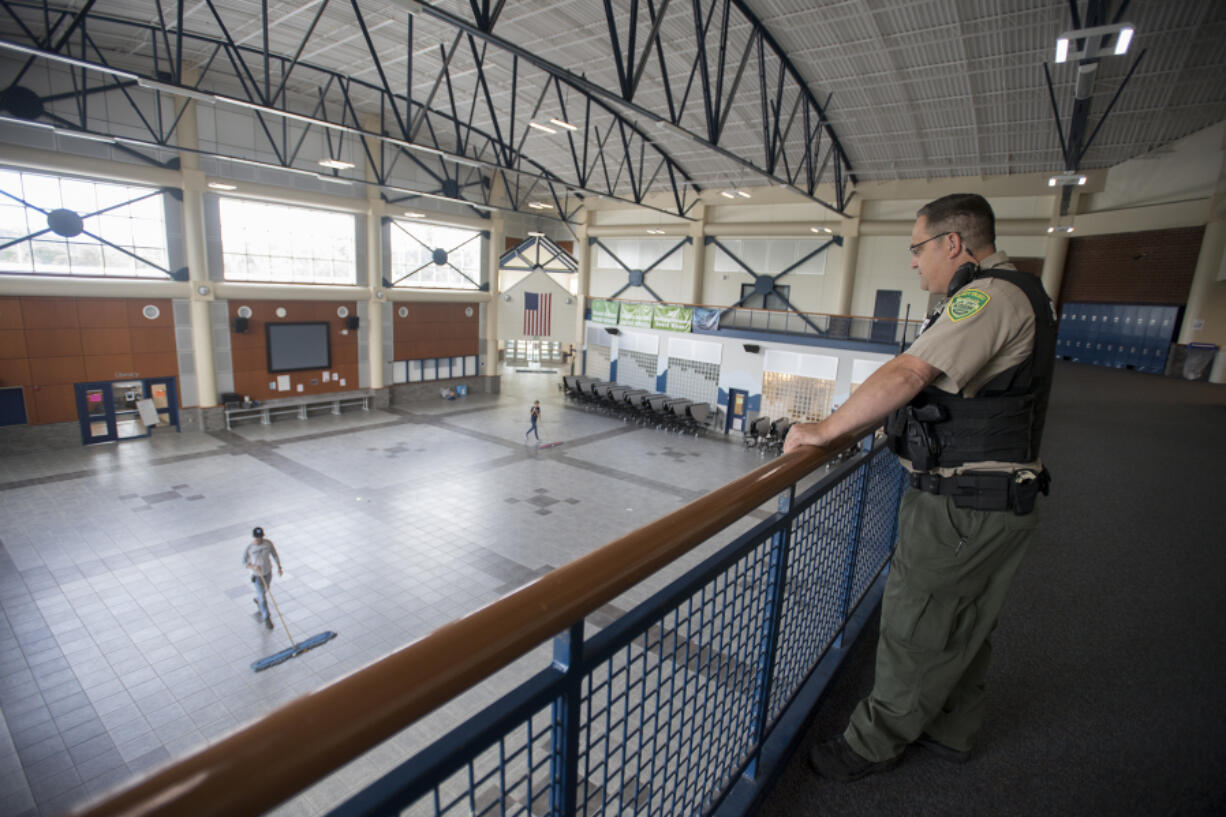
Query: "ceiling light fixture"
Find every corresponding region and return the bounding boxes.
[208,182,237,191]
[528,231,545,237]
[736,190,752,198]
[1048,173,1087,187]
[527,201,553,210]
[318,158,354,170]
[720,190,737,199]
[646,228,666,235]
[1047,225,1075,234]
[810,226,833,234]
[404,211,426,218]
[528,121,557,134]
[548,117,578,132]
[1054,22,1135,64]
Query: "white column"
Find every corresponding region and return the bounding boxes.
[176,88,218,407]
[365,207,385,389]
[688,202,707,305]
[486,213,504,374]
[1041,191,1077,300]
[834,212,860,315]
[575,209,592,350]
[1179,130,1226,369]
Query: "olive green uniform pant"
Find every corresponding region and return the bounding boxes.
[845,488,1038,762]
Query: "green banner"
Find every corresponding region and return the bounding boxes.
[653,304,693,332]
[619,302,655,328]
[590,299,620,325]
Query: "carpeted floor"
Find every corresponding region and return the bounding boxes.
[754,361,1226,817]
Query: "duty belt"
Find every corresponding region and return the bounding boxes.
[910,468,1050,515]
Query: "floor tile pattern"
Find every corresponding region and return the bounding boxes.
[0,370,776,817]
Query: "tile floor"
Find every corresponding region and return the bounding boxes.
[0,369,776,817]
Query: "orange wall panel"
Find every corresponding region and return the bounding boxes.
[30,384,76,424]
[77,299,129,328]
[21,298,79,329]
[228,299,359,401]
[80,328,132,356]
[0,298,24,330]
[126,299,174,327]
[129,327,176,352]
[31,356,86,385]
[0,358,31,387]
[25,328,83,358]
[0,329,28,358]
[83,355,135,381]
[131,352,179,377]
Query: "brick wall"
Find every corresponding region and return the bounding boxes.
[0,296,177,424]
[1060,226,1204,306]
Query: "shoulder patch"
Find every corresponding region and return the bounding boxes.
[947,289,990,322]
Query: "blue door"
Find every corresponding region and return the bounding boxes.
[871,290,902,344]
[0,387,27,426]
[74,382,117,444]
[726,388,748,433]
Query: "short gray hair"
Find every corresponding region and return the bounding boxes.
[917,193,995,251]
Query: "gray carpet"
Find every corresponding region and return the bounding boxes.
[754,361,1226,817]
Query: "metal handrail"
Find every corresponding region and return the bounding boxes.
[597,296,923,329]
[68,438,857,817]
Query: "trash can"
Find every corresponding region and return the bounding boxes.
[1182,343,1219,381]
[455,384,468,396]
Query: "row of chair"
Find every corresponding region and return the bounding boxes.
[743,415,792,456]
[562,376,717,436]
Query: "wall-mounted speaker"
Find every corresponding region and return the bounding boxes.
[234,316,249,333]
[743,343,760,353]
[604,327,621,335]
[346,315,359,330]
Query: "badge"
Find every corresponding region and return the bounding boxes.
[947,289,990,322]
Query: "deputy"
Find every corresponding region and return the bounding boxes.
[783,192,1056,781]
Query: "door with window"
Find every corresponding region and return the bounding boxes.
[74,377,179,445]
[726,388,749,433]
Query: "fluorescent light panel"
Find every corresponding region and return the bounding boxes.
[318,158,354,170]
[208,182,237,190]
[1054,22,1135,63]
[528,121,557,134]
[548,117,578,132]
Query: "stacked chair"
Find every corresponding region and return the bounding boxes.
[560,376,718,436]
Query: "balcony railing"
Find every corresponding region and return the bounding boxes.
[71,437,905,817]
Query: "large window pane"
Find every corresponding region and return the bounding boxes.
[219,197,356,284]
[0,168,170,278]
[388,220,481,290]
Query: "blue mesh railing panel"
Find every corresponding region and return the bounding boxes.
[765,466,863,722]
[576,540,773,816]
[328,443,903,817]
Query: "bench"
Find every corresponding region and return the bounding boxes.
[224,391,373,430]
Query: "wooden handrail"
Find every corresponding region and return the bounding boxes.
[69,438,855,817]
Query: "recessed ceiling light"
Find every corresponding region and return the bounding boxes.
[208,182,237,191]
[318,158,354,170]
[528,121,557,134]
[549,117,578,132]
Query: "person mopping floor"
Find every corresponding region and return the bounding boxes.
[243,526,336,671]
[243,526,281,629]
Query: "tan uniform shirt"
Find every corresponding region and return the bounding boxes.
[904,251,1045,476]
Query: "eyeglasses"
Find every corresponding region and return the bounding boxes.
[908,231,951,257]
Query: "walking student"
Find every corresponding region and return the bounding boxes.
[242,526,282,630]
[525,400,541,442]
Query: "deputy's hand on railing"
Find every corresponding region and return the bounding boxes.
[782,422,823,455]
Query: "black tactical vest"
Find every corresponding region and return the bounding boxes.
[885,268,1057,471]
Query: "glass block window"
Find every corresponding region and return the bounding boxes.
[618,349,658,392]
[389,220,482,290]
[761,372,836,423]
[219,197,355,284]
[0,167,170,277]
[587,345,611,380]
[666,357,719,404]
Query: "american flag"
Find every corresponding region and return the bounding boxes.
[523,291,551,336]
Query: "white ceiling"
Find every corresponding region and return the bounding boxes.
[3,0,1225,210]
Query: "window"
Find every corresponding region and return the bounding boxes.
[388,220,482,290]
[0,167,170,278]
[218,198,356,284]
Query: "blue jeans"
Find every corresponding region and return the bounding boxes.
[252,572,272,620]
[526,421,539,440]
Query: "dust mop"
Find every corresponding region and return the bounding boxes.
[251,571,336,672]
